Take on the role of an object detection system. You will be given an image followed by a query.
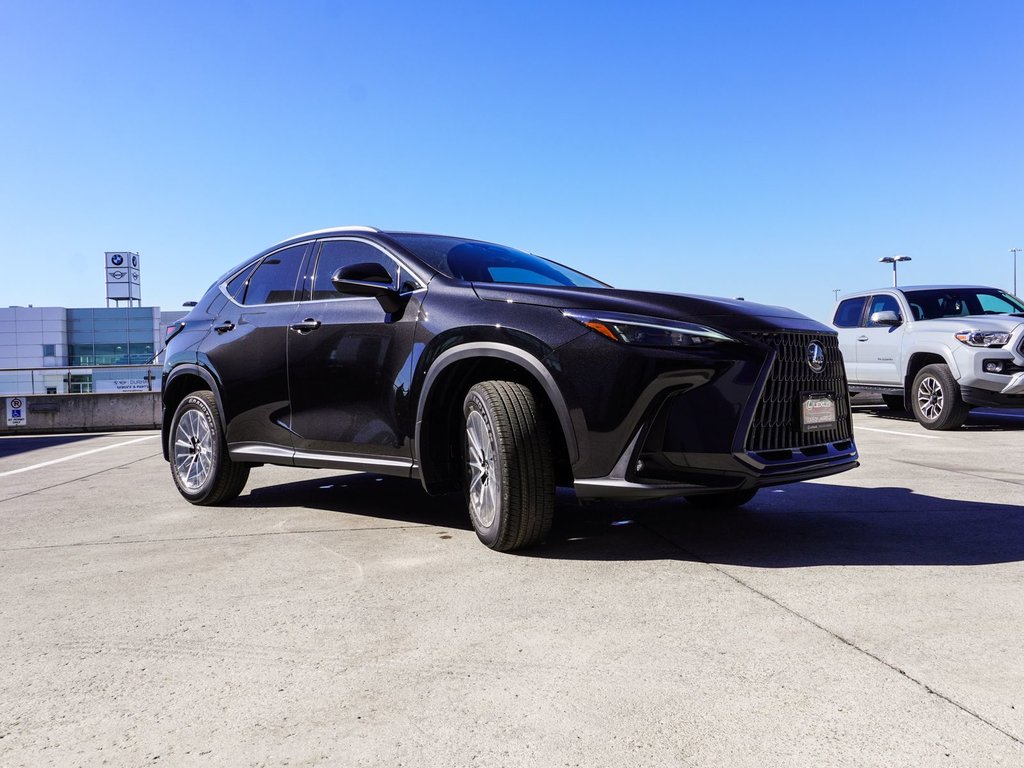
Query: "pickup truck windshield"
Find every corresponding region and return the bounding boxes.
[902,289,1024,320]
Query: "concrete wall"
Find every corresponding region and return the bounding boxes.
[1,393,162,435]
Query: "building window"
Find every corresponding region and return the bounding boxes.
[68,374,93,394]
[42,344,56,356]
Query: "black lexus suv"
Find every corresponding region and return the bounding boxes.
[162,226,858,551]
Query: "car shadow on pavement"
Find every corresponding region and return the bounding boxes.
[243,473,474,531]
[0,433,99,460]
[852,403,1024,431]
[538,482,1024,566]
[240,472,1024,568]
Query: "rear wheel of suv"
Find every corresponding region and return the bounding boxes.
[911,364,971,430]
[169,390,250,504]
[462,381,554,552]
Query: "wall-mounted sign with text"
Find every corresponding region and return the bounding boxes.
[95,380,151,393]
[6,397,27,427]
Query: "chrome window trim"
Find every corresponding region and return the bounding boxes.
[302,236,429,304]
[219,241,315,309]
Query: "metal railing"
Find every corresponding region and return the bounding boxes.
[0,365,163,396]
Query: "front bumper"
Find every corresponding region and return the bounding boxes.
[574,433,858,500]
[570,330,859,500]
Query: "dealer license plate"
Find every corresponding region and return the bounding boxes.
[800,394,836,432]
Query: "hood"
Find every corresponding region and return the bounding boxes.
[913,315,1024,332]
[472,283,829,333]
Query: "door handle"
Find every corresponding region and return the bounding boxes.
[857,335,869,342]
[213,321,235,334]
[290,318,322,333]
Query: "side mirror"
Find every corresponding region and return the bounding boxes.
[331,262,403,313]
[870,310,902,327]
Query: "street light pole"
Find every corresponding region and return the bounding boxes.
[1011,247,1021,296]
[832,288,841,302]
[878,254,911,287]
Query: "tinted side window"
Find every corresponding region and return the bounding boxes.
[833,298,867,328]
[242,245,307,305]
[311,240,396,300]
[865,295,902,326]
[225,261,259,301]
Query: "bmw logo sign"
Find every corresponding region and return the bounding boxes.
[807,341,826,373]
[111,254,124,266]
[131,254,138,268]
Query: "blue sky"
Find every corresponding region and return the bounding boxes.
[1,0,1022,323]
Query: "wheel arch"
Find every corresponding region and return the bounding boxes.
[414,343,578,494]
[161,364,225,460]
[904,351,954,394]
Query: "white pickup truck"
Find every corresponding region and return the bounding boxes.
[831,285,1024,429]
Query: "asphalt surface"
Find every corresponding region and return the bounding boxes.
[1,401,1023,767]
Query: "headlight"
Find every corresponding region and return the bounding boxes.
[955,330,1012,347]
[563,309,735,347]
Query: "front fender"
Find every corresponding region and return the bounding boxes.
[414,341,579,465]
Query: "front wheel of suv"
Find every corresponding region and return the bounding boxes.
[462,381,554,552]
[169,390,250,504]
[911,364,971,430]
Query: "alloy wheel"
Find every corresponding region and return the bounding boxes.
[174,409,214,490]
[465,409,499,529]
[916,375,944,421]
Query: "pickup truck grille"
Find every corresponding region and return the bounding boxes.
[743,331,852,452]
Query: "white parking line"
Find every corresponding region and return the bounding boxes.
[0,435,159,477]
[856,426,940,439]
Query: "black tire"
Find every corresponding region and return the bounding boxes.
[683,488,758,509]
[910,364,971,430]
[881,394,906,412]
[462,381,555,552]
[169,390,250,505]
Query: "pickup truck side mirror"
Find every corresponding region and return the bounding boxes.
[870,310,902,327]
[331,262,404,313]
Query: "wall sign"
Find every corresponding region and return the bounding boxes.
[6,397,26,427]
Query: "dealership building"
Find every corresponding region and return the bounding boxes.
[0,251,185,395]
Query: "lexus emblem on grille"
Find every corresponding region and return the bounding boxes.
[807,341,826,373]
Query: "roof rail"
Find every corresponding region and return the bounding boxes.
[286,225,380,240]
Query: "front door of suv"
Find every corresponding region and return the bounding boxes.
[287,238,423,468]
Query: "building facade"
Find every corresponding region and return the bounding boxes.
[0,305,186,395]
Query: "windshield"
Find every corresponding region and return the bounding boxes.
[387,233,609,289]
[902,288,1024,320]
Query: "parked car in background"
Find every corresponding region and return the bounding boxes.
[163,226,858,551]
[832,285,1024,429]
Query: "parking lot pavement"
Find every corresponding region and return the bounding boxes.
[1,411,1022,767]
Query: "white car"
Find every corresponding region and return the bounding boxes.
[831,285,1024,429]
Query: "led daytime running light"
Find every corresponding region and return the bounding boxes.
[563,310,735,347]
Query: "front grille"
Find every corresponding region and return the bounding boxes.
[743,331,852,452]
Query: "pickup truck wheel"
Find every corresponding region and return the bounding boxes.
[169,390,250,504]
[911,364,971,430]
[881,394,906,412]
[463,381,555,552]
[683,488,758,509]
